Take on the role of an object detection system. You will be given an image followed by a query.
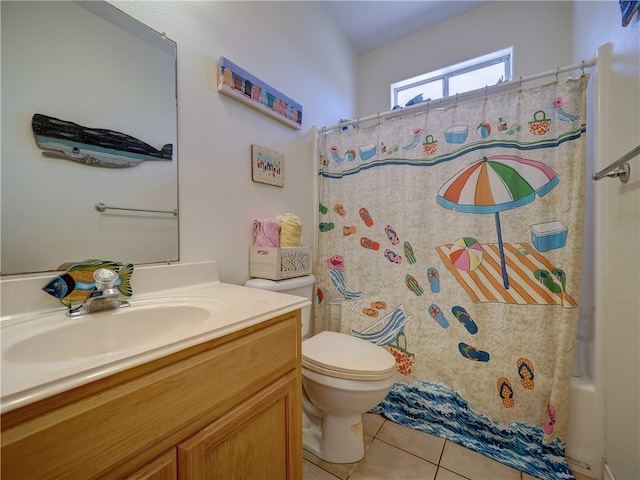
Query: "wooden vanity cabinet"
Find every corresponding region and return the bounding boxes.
[125,449,177,480]
[1,311,303,480]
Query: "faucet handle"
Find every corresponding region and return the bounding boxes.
[94,268,119,290]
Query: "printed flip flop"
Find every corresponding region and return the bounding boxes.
[384,249,402,264]
[458,343,490,362]
[362,308,378,317]
[359,207,374,227]
[333,204,346,216]
[343,226,356,236]
[552,268,566,292]
[545,404,556,434]
[385,225,399,245]
[517,358,535,389]
[319,203,328,214]
[534,269,562,293]
[427,267,440,293]
[451,306,477,334]
[497,378,515,408]
[360,237,380,251]
[371,301,387,309]
[405,274,423,296]
[551,268,567,307]
[404,242,416,264]
[316,288,323,304]
[429,304,449,328]
[319,222,334,232]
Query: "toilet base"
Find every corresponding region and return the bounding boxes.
[303,411,365,464]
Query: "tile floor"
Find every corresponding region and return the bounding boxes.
[303,413,596,480]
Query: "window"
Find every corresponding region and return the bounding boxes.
[391,48,512,109]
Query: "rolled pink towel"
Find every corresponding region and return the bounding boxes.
[253,219,281,247]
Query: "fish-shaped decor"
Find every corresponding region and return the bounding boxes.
[32,113,172,168]
[42,260,134,308]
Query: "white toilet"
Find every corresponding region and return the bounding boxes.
[244,274,396,464]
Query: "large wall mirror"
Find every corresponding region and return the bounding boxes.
[1,1,178,275]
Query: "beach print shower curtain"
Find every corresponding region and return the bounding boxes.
[315,77,589,479]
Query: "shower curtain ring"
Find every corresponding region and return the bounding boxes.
[555,66,560,82]
[519,76,523,93]
[581,60,585,75]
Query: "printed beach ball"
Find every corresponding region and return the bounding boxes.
[449,237,484,271]
[477,122,491,138]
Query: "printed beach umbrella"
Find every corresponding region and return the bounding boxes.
[436,155,559,288]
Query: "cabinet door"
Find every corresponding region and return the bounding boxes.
[177,370,302,480]
[124,449,176,480]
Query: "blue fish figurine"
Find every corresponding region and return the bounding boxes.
[42,260,133,308]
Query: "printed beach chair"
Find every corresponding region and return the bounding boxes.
[350,305,414,346]
[327,268,364,310]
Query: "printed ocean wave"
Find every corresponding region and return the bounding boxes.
[372,381,574,480]
[319,126,586,179]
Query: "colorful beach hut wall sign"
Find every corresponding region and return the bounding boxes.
[217,57,303,130]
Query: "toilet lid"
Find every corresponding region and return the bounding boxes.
[302,331,396,380]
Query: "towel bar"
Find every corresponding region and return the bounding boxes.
[95,202,177,216]
[592,145,639,183]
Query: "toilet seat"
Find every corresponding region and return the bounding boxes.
[302,331,396,381]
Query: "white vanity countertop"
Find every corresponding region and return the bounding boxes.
[0,262,309,413]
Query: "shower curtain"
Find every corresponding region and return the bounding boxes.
[315,76,588,479]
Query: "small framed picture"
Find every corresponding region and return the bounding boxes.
[251,144,284,187]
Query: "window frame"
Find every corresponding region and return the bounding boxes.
[390,47,513,109]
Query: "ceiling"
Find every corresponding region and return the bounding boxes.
[319,1,493,54]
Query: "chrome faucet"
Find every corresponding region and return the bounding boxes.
[68,268,130,317]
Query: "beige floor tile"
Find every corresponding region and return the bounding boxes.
[521,466,597,480]
[435,467,471,480]
[376,420,446,464]
[363,412,386,437]
[572,471,597,480]
[303,459,342,480]
[302,435,374,480]
[439,441,520,480]
[302,450,356,480]
[349,438,438,480]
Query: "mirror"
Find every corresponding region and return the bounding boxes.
[1,1,178,275]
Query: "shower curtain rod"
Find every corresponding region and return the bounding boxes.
[320,58,596,133]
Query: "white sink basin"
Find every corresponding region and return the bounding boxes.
[3,297,228,363]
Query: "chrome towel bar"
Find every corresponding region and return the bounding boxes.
[592,144,639,183]
[95,202,177,216]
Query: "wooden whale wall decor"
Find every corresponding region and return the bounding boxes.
[32,113,172,168]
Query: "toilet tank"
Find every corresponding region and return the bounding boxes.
[244,274,315,338]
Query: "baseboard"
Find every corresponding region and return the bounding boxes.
[603,462,616,480]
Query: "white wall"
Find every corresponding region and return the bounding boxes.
[572,3,640,480]
[112,0,358,286]
[358,1,574,117]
